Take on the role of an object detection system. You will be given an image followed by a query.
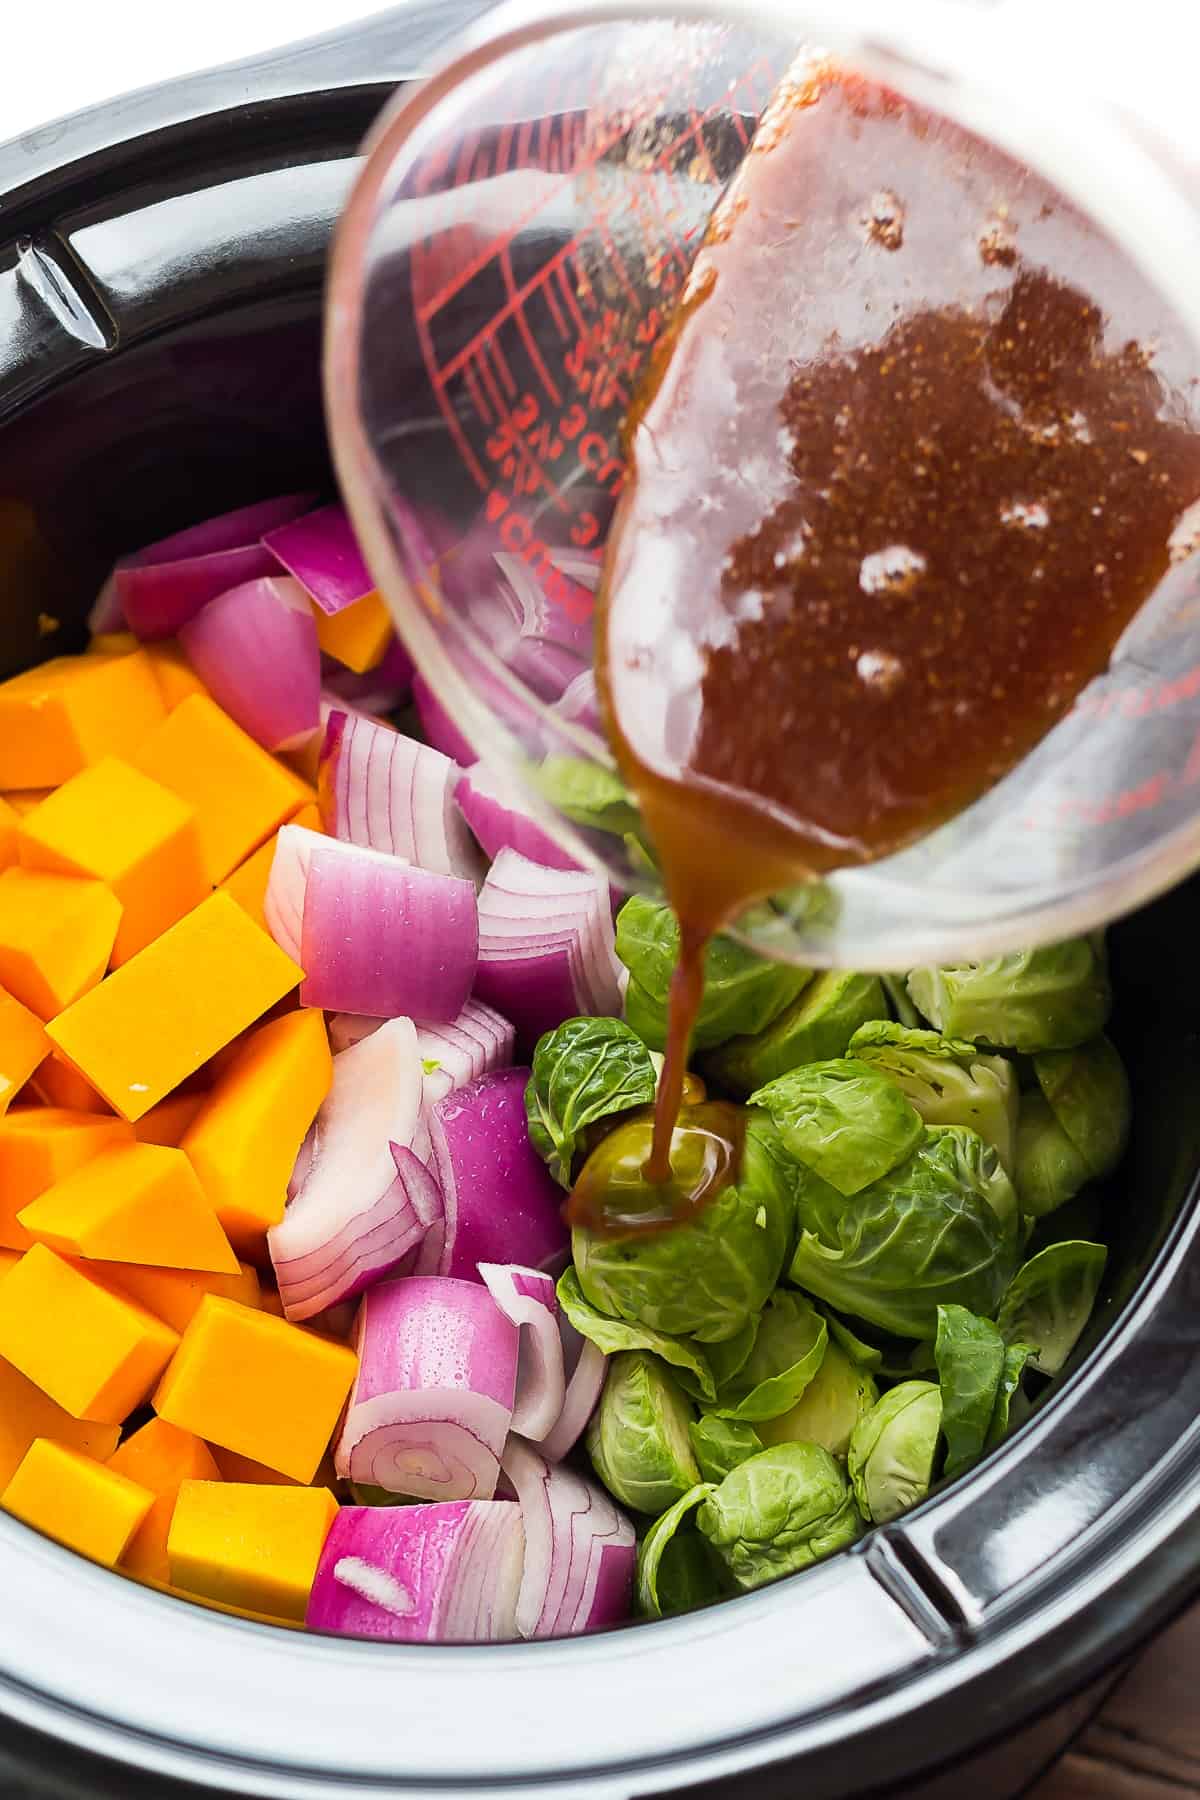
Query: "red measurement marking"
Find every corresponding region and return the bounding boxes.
[490,332,518,400]
[463,360,491,426]
[543,275,568,339]
[502,240,563,407]
[433,237,584,388]
[554,261,588,337]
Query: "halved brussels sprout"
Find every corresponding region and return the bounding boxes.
[636,1484,718,1618]
[933,1304,1005,1479]
[750,1058,925,1197]
[986,1341,1034,1449]
[710,1292,828,1422]
[585,1351,700,1515]
[996,1240,1108,1375]
[557,1267,717,1400]
[689,1415,765,1483]
[907,940,1111,1053]
[849,1021,1019,1177]
[702,972,886,1098]
[787,1126,1019,1339]
[697,1443,863,1590]
[848,1381,943,1524]
[572,1114,792,1343]
[1014,1035,1131,1217]
[757,1342,878,1459]
[526,1017,658,1189]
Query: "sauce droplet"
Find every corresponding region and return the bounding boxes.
[567,1102,746,1237]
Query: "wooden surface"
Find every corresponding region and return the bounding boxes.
[1029,1605,1200,1798]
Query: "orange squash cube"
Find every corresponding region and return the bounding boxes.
[0,1105,132,1251]
[46,892,303,1122]
[133,1092,206,1148]
[141,641,209,710]
[0,868,122,1020]
[0,1244,179,1422]
[0,987,49,1117]
[210,1444,338,1488]
[0,651,166,789]
[86,631,139,657]
[0,1352,120,1486]
[108,1418,222,1584]
[134,694,311,883]
[103,1259,260,1334]
[3,1438,154,1565]
[30,1052,111,1114]
[154,1296,357,1483]
[312,591,391,674]
[18,1141,238,1273]
[0,797,18,872]
[181,1010,331,1254]
[219,802,322,934]
[19,758,207,965]
[168,1480,338,1621]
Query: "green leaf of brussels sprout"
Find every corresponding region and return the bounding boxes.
[881,973,924,1029]
[652,1530,728,1617]
[933,1304,1005,1479]
[697,1443,862,1591]
[525,1017,658,1189]
[906,940,1111,1054]
[1013,1095,1092,1219]
[823,1311,884,1371]
[615,896,810,1053]
[985,1341,1034,1449]
[849,1021,1019,1179]
[636,1483,717,1617]
[585,1351,700,1515]
[757,1342,879,1459]
[689,1415,765,1483]
[996,1240,1108,1375]
[787,1126,1019,1339]
[571,1114,792,1344]
[701,972,886,1099]
[534,755,644,840]
[848,1381,943,1524]
[1015,1035,1131,1218]
[556,1267,717,1400]
[674,1318,758,1405]
[711,1292,828,1422]
[749,1058,925,1197]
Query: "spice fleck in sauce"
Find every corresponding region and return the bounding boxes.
[594,58,1200,1218]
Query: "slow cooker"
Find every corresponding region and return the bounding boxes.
[1,10,1200,1797]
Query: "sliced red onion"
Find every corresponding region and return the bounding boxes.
[328,1013,383,1055]
[263,502,374,616]
[117,493,316,639]
[478,1264,564,1441]
[413,671,478,768]
[318,710,483,882]
[269,1018,432,1319]
[327,998,514,1087]
[474,851,622,1049]
[539,1324,607,1464]
[336,1276,519,1500]
[178,576,320,752]
[264,823,322,963]
[88,571,125,635]
[457,762,580,872]
[417,1067,568,1280]
[550,669,603,736]
[484,552,592,703]
[299,839,478,1020]
[307,1500,524,1642]
[323,635,413,710]
[501,1439,635,1639]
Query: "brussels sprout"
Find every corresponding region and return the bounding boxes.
[636,1484,717,1617]
[787,1126,1019,1339]
[848,1381,943,1524]
[689,1415,765,1483]
[586,1351,700,1514]
[906,940,1110,1053]
[1015,1036,1131,1217]
[653,1531,728,1616]
[750,1059,925,1197]
[824,1312,885,1371]
[526,1017,658,1188]
[996,1240,1108,1375]
[711,1292,828,1422]
[557,1267,717,1400]
[881,973,924,1029]
[616,896,810,1053]
[757,1342,878,1459]
[675,1319,757,1403]
[702,972,886,1098]
[697,1443,863,1590]
[933,1304,1005,1479]
[572,1113,792,1343]
[535,754,644,840]
[985,1341,1034,1449]
[849,1021,1019,1178]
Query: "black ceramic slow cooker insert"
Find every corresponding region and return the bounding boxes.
[2,11,1200,1799]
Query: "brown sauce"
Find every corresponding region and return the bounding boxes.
[591,58,1200,1221]
[567,1101,745,1235]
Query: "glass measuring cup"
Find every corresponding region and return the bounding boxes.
[325,0,1200,969]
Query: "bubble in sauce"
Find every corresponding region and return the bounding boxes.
[860,189,905,250]
[859,544,927,596]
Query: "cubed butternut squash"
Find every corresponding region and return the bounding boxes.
[0,651,166,789]
[3,1438,154,1565]
[210,1444,338,1488]
[181,1010,331,1255]
[18,759,207,965]
[312,591,391,674]
[219,802,322,934]
[0,868,122,1020]
[0,1353,120,1487]
[133,1092,206,1148]
[0,1244,178,1422]
[0,1105,132,1251]
[154,1296,356,1483]
[134,694,311,883]
[142,641,209,710]
[18,1141,238,1273]
[167,1480,338,1621]
[108,1418,222,1585]
[103,1259,260,1334]
[30,1052,111,1114]
[86,632,138,657]
[0,797,18,871]
[45,892,303,1122]
[0,986,49,1117]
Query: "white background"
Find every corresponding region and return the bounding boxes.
[0,2,383,142]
